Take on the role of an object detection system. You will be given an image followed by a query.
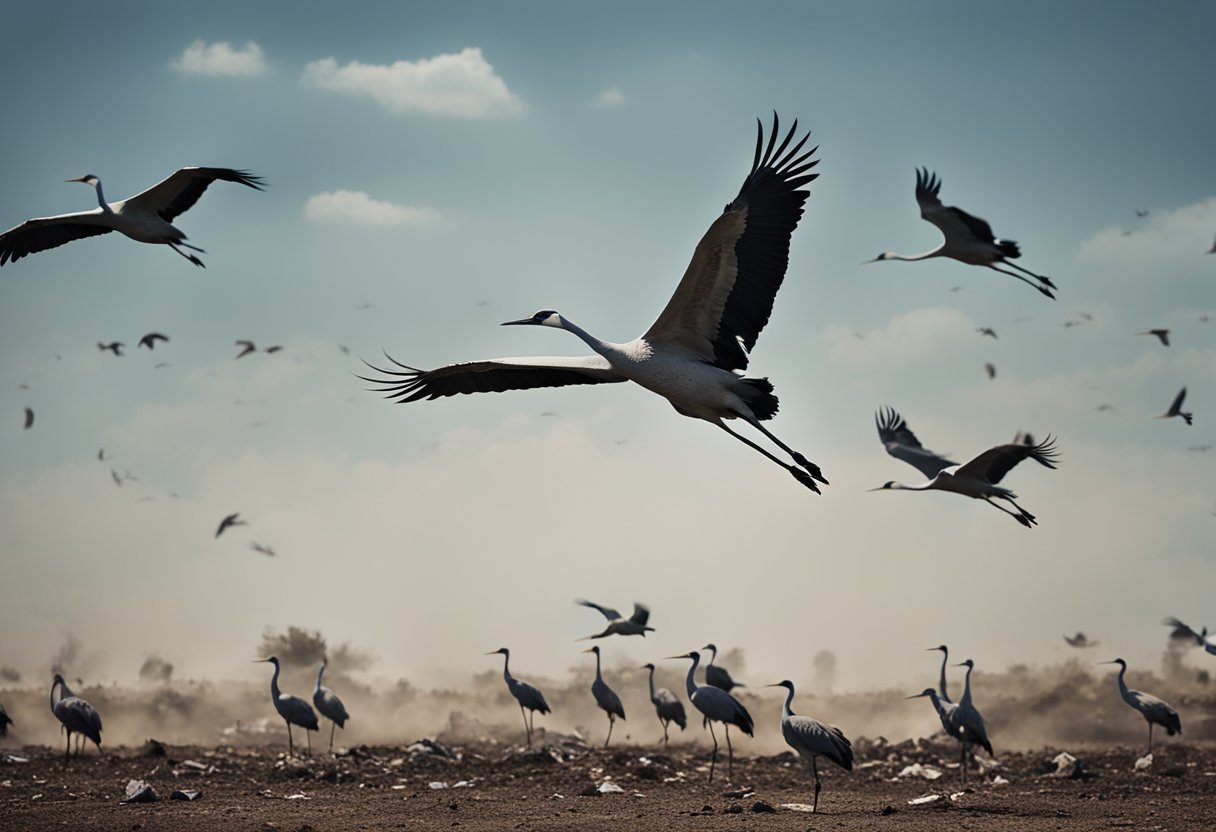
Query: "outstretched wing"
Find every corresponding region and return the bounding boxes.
[645,113,819,371]
[629,603,651,627]
[1168,387,1187,415]
[362,354,626,402]
[955,435,1060,485]
[0,211,114,266]
[1163,616,1205,646]
[875,406,956,478]
[915,168,1000,246]
[576,598,622,622]
[125,167,265,222]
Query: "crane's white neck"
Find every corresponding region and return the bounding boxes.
[554,316,613,358]
[880,249,939,262]
[91,179,111,212]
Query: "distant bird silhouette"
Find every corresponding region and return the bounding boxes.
[669,650,753,782]
[1096,404,1114,413]
[870,435,1060,527]
[1100,658,1181,753]
[138,332,169,350]
[215,512,247,538]
[0,702,12,737]
[50,673,102,760]
[702,643,744,692]
[875,407,957,479]
[976,327,998,339]
[1064,632,1099,648]
[952,660,993,783]
[0,167,264,267]
[1135,209,1150,218]
[255,656,318,756]
[313,660,349,753]
[984,363,996,380]
[575,599,654,639]
[1157,388,1193,425]
[97,341,124,356]
[1138,329,1170,347]
[1077,311,1093,321]
[867,168,1055,298]
[23,407,33,429]
[97,448,110,461]
[250,542,276,557]
[642,662,686,747]
[487,648,550,746]
[263,345,283,354]
[1163,617,1215,655]
[234,340,257,359]
[768,679,852,813]
[583,645,626,747]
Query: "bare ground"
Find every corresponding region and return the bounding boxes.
[3,736,1214,831]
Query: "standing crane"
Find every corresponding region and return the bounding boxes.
[0,167,264,267]
[583,645,625,748]
[486,648,551,746]
[642,662,686,747]
[869,434,1060,527]
[313,660,349,753]
[254,657,318,756]
[1163,617,1216,655]
[575,599,654,639]
[952,660,994,782]
[363,114,829,493]
[1100,658,1181,753]
[875,408,958,479]
[668,651,753,782]
[866,168,1056,298]
[702,643,744,692]
[905,688,963,745]
[768,680,852,813]
[927,645,952,702]
[49,673,102,760]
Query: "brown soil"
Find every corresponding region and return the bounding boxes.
[3,736,1213,831]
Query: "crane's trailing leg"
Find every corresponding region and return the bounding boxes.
[982,496,1035,527]
[987,264,1053,299]
[1003,260,1056,290]
[1148,721,1153,754]
[168,242,205,268]
[746,418,829,485]
[717,422,823,493]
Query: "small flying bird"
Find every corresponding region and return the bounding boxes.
[1157,388,1193,425]
[976,327,998,339]
[234,340,257,359]
[263,345,283,354]
[154,362,172,369]
[1077,310,1093,321]
[875,407,958,479]
[866,168,1056,298]
[363,114,829,494]
[1100,658,1181,753]
[97,341,124,356]
[1162,617,1215,655]
[137,332,168,350]
[702,643,744,692]
[951,660,993,782]
[313,660,349,753]
[250,542,276,557]
[23,407,33,429]
[642,662,686,747]
[1064,632,1099,648]
[0,167,264,267]
[97,448,110,461]
[1138,329,1170,347]
[575,599,654,639]
[1135,209,1150,218]
[583,645,626,747]
[1096,404,1114,413]
[668,651,753,782]
[255,656,318,756]
[1062,320,1082,328]
[487,648,550,746]
[50,673,102,760]
[768,679,852,813]
[870,434,1060,527]
[110,467,124,486]
[215,512,247,538]
[1189,444,1212,452]
[984,362,996,380]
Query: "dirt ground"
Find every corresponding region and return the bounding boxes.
[3,735,1214,831]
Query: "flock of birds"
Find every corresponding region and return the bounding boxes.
[1,113,1210,810]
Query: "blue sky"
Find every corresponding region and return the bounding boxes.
[1,1,1213,699]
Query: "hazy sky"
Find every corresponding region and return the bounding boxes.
[1,1,1213,695]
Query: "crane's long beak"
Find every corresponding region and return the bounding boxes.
[664,654,690,660]
[904,693,927,700]
[951,661,970,667]
[64,176,90,184]
[501,318,537,326]
[252,658,270,663]
[861,256,882,265]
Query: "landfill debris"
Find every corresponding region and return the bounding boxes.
[428,781,450,790]
[285,793,309,800]
[898,763,943,780]
[722,787,755,799]
[597,781,625,794]
[907,793,943,805]
[880,805,898,815]
[780,803,816,812]
[751,800,777,813]
[1135,753,1154,771]
[992,775,1010,785]
[144,739,167,757]
[723,803,744,814]
[121,780,159,804]
[1,754,29,764]
[170,789,201,801]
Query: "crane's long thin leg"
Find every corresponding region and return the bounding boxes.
[306,729,312,756]
[812,755,821,813]
[1002,496,1037,524]
[520,704,531,746]
[717,422,822,494]
[1148,722,1153,754]
[707,721,719,783]
[64,729,72,761]
[987,264,1054,299]
[1001,259,1056,289]
[744,417,829,485]
[329,721,336,753]
[168,242,206,268]
[605,715,614,749]
[530,709,537,743]
[725,725,734,782]
[286,721,293,756]
[960,740,968,785]
[982,496,1034,527]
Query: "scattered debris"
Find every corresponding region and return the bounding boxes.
[597,781,625,794]
[780,802,816,812]
[723,803,744,814]
[898,762,943,780]
[1,754,29,765]
[121,780,159,804]
[751,800,777,813]
[1135,753,1154,771]
[880,805,898,815]
[907,793,943,806]
[170,789,201,801]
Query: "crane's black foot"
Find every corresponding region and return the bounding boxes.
[791,453,829,484]
[1038,285,1055,299]
[790,466,822,494]
[190,255,205,268]
[1014,512,1035,528]
[1039,275,1057,290]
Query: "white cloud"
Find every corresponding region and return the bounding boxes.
[590,85,626,109]
[171,39,268,77]
[1079,197,1216,265]
[304,190,440,229]
[822,306,975,368]
[301,47,523,118]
